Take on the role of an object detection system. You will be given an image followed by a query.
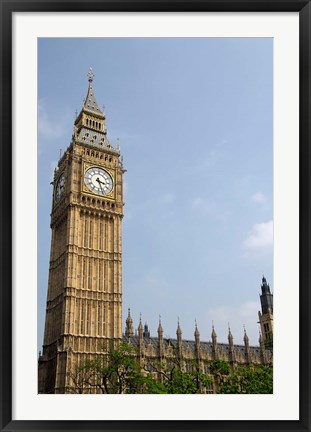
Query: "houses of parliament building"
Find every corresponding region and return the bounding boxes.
[38,68,273,394]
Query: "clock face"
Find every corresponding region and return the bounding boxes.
[84,167,113,196]
[55,172,66,202]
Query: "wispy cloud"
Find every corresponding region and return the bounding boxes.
[243,220,273,255]
[251,191,266,204]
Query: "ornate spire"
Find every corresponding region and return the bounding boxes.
[82,67,104,118]
[176,317,182,358]
[73,68,121,154]
[243,326,251,364]
[125,308,134,338]
[228,324,234,344]
[211,322,218,360]
[157,315,164,359]
[194,320,200,341]
[158,315,163,335]
[228,325,235,364]
[88,66,94,82]
[137,313,144,358]
[176,317,182,335]
[138,313,143,334]
[211,322,217,341]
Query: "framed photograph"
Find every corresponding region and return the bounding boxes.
[1,1,310,431]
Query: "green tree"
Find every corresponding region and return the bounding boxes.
[146,359,213,394]
[69,342,156,394]
[217,364,273,394]
[69,343,273,394]
[209,359,230,376]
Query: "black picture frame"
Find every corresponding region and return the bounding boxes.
[1,1,310,431]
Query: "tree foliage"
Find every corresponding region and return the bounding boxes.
[213,363,273,394]
[68,342,148,394]
[209,359,230,376]
[68,343,272,394]
[145,358,213,394]
[69,342,213,394]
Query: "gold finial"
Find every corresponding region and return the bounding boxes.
[88,66,94,82]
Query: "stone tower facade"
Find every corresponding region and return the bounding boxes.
[258,276,273,347]
[38,68,124,394]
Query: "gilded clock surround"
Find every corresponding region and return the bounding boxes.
[83,163,115,199]
[54,171,66,202]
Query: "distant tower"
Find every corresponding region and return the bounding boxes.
[258,276,273,348]
[38,68,125,393]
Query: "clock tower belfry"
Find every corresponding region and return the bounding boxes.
[38,68,125,394]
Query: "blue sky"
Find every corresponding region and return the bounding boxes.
[38,37,273,350]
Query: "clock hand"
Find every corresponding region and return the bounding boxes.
[96,178,104,193]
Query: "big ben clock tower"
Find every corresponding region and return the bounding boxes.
[38,68,124,394]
